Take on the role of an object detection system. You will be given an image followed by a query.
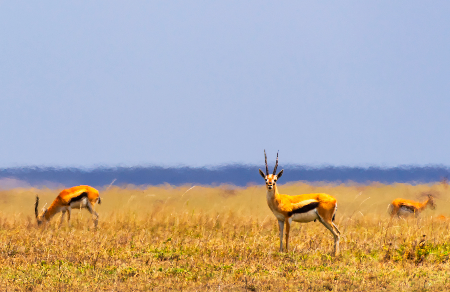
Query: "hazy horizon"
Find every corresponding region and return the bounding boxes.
[1,164,449,188]
[3,161,450,170]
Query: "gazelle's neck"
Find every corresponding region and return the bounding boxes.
[420,198,431,211]
[44,202,61,220]
[266,185,279,201]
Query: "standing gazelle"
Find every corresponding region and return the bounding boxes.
[35,185,101,227]
[388,194,436,218]
[259,151,341,256]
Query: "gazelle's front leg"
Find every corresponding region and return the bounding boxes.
[59,210,67,227]
[86,201,99,227]
[285,217,292,251]
[67,207,72,227]
[278,220,284,252]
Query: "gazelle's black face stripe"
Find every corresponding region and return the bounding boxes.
[67,192,88,205]
[287,201,319,217]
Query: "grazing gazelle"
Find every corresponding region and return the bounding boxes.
[35,185,101,227]
[388,194,436,218]
[259,151,341,256]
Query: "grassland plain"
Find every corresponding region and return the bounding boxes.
[1,182,450,291]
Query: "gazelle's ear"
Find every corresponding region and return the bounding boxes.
[259,169,266,179]
[277,169,284,179]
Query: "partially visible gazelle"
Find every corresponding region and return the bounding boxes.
[35,185,101,227]
[259,151,341,256]
[388,194,436,218]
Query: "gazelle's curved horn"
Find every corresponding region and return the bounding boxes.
[273,151,279,175]
[35,196,39,218]
[264,150,269,175]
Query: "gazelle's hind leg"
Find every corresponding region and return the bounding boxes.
[316,209,340,256]
[332,222,341,235]
[389,204,400,218]
[86,201,99,227]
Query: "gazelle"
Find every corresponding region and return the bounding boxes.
[35,185,101,227]
[259,151,341,256]
[388,194,436,218]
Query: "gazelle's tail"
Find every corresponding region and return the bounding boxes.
[332,203,337,222]
[35,196,39,218]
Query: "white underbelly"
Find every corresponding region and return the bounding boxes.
[291,209,318,223]
[397,207,415,217]
[69,198,88,209]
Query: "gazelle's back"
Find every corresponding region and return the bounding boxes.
[286,193,336,204]
[57,185,100,205]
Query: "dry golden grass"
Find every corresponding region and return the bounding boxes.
[1,182,450,291]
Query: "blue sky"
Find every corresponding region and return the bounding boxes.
[1,1,449,168]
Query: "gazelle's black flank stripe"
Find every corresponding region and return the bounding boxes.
[67,192,88,205]
[399,204,416,213]
[287,201,319,217]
